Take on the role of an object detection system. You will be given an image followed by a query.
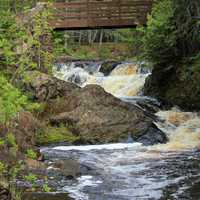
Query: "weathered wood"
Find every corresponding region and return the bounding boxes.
[50,0,153,29]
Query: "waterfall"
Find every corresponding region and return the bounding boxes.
[154,108,200,150]
[54,62,150,97]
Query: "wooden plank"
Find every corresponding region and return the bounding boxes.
[53,1,153,9]
[50,0,153,29]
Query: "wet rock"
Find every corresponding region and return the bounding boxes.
[136,123,168,145]
[100,61,122,75]
[25,158,46,170]
[52,159,80,179]
[135,98,162,113]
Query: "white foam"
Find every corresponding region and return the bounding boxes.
[63,175,102,200]
[53,143,142,151]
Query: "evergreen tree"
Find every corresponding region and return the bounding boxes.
[143,0,200,66]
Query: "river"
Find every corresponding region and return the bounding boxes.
[41,61,200,200]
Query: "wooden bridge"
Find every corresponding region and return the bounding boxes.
[51,0,153,30]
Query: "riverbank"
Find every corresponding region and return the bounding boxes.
[54,43,136,61]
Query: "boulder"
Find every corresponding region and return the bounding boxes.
[18,71,79,102]
[100,61,121,75]
[137,123,168,145]
[52,159,80,179]
[45,84,166,144]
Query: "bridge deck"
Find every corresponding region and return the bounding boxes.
[51,0,153,30]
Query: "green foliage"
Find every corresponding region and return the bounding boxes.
[0,75,39,123]
[26,149,37,160]
[36,125,79,145]
[9,161,23,180]
[0,75,26,123]
[0,11,19,68]
[0,162,6,175]
[143,0,176,65]
[6,133,18,158]
[172,0,200,57]
[42,183,51,192]
[31,4,54,73]
[98,47,111,60]
[24,173,37,184]
[0,4,54,80]
[6,133,17,148]
[72,47,96,60]
[143,0,200,66]
[0,138,5,146]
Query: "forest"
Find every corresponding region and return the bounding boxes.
[0,0,199,200]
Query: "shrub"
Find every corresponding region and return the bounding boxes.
[0,162,6,175]
[143,0,200,66]
[143,0,176,66]
[26,149,37,160]
[24,173,37,184]
[6,133,17,148]
[42,183,51,192]
[0,75,40,123]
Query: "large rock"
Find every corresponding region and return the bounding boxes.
[137,123,168,145]
[18,71,79,102]
[44,84,166,144]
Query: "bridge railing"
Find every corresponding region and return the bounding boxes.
[51,0,153,29]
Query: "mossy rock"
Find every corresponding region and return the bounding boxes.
[16,70,79,102]
[36,125,79,145]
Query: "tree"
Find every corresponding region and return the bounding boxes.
[143,0,200,66]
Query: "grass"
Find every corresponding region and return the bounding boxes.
[54,42,136,61]
[36,125,79,145]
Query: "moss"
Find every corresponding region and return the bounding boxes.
[22,71,42,84]
[26,149,37,160]
[36,125,79,145]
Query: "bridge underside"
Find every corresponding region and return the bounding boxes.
[53,20,138,30]
[51,1,153,30]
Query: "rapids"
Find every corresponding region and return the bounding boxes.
[42,61,200,200]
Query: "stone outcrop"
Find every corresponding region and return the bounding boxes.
[19,71,79,102]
